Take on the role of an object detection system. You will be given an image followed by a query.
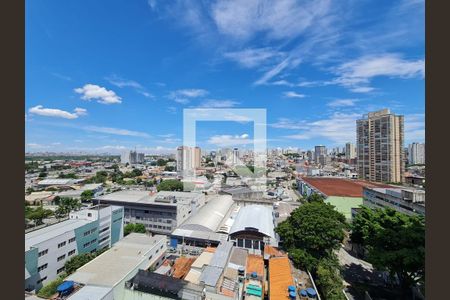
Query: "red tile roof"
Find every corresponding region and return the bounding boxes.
[301,177,391,197]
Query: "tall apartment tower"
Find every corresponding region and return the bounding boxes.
[408,143,425,165]
[356,109,404,183]
[232,148,240,165]
[176,146,201,173]
[314,145,327,164]
[345,142,356,160]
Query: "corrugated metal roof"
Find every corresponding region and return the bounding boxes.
[229,205,275,239]
[199,265,223,287]
[209,241,233,269]
[180,195,234,232]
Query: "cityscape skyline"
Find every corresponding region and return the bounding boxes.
[26,0,424,153]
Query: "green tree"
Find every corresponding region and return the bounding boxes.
[80,190,94,202]
[37,276,64,298]
[275,201,346,270]
[64,252,96,275]
[315,257,346,300]
[156,159,167,166]
[26,206,53,225]
[38,172,48,178]
[58,172,78,179]
[164,165,175,172]
[55,197,81,218]
[124,223,147,236]
[306,192,325,203]
[26,187,35,194]
[157,179,184,191]
[351,207,425,289]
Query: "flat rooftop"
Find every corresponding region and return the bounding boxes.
[67,233,166,287]
[301,177,391,197]
[26,219,90,251]
[95,190,202,205]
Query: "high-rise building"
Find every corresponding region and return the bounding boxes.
[121,150,145,164]
[408,142,425,165]
[345,142,356,160]
[176,146,201,172]
[314,145,326,164]
[357,109,404,183]
[232,148,239,165]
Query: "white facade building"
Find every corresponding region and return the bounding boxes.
[25,205,124,292]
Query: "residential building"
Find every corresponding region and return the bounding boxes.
[25,205,124,291]
[357,109,405,183]
[93,190,206,235]
[121,150,145,165]
[232,147,239,166]
[314,145,326,164]
[176,146,201,173]
[66,233,167,300]
[345,142,356,160]
[363,186,425,216]
[408,142,425,165]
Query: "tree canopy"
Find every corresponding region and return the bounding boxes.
[276,201,346,265]
[157,179,184,191]
[55,197,81,218]
[124,223,146,236]
[306,192,326,203]
[351,206,425,288]
[275,201,347,299]
[80,190,94,202]
[25,206,54,225]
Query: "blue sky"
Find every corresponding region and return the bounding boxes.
[25,0,425,154]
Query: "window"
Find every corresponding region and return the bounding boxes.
[57,267,65,274]
[37,277,47,284]
[68,237,76,243]
[38,249,48,257]
[37,264,48,272]
[83,230,91,236]
[100,227,109,233]
[83,242,90,248]
[87,213,92,217]
[57,254,66,262]
[68,249,76,256]
[57,241,66,248]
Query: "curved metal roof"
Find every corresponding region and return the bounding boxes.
[180,195,234,232]
[229,205,275,239]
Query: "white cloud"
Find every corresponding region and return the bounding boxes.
[74,107,88,116]
[332,54,424,92]
[105,75,154,98]
[197,99,240,108]
[74,84,122,104]
[223,48,285,68]
[327,99,357,107]
[211,0,332,41]
[283,91,306,99]
[207,133,252,147]
[254,58,292,85]
[281,112,361,144]
[349,87,375,93]
[270,118,309,130]
[83,126,150,138]
[26,143,50,149]
[404,113,425,143]
[28,105,87,119]
[168,89,209,104]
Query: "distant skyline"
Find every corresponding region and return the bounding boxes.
[26,0,424,154]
